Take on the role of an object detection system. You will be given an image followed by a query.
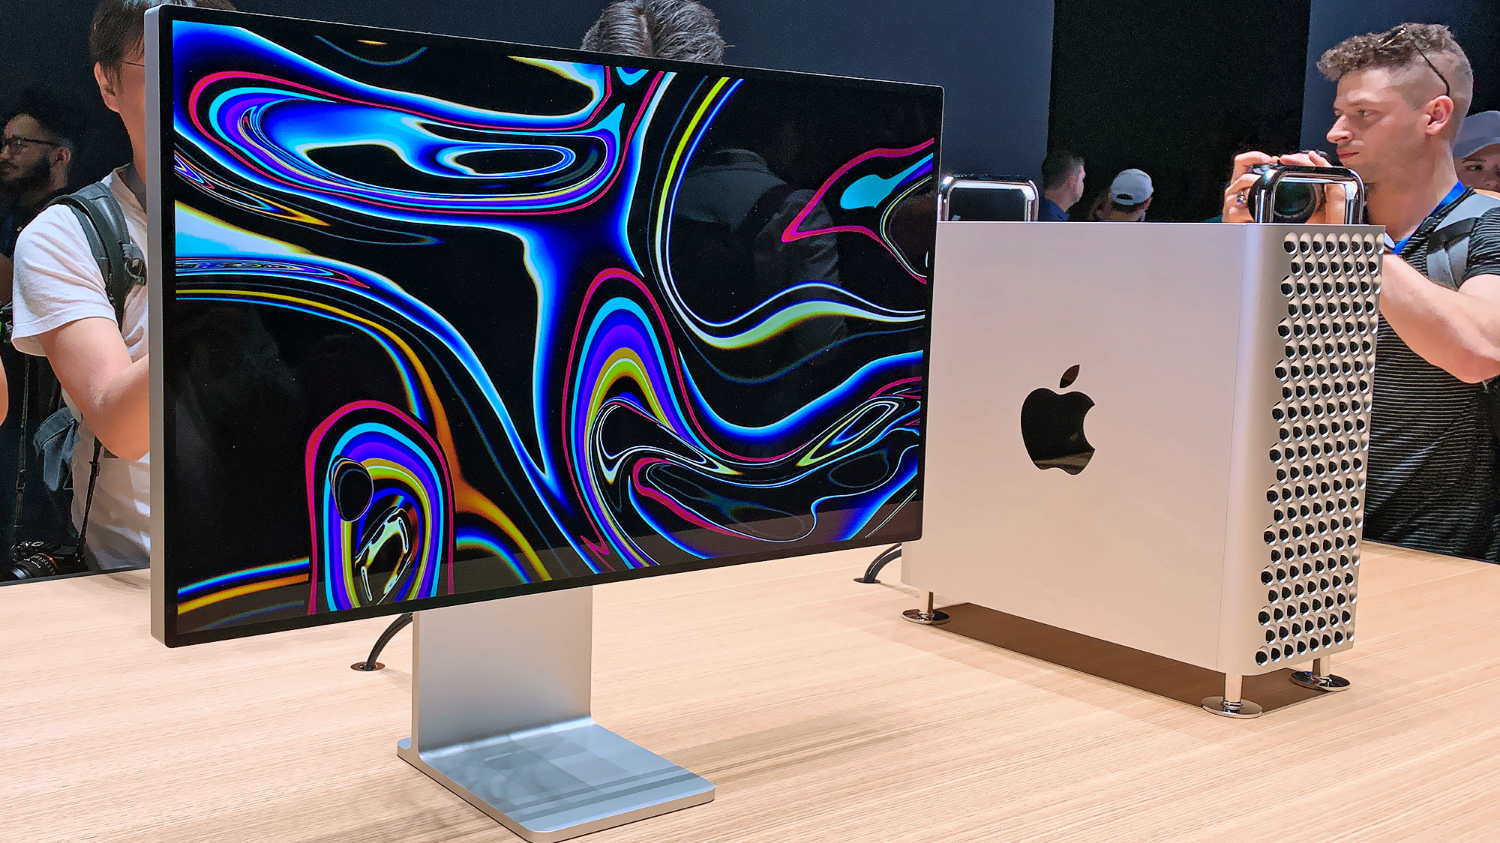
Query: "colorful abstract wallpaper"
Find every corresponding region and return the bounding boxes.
[157,11,941,641]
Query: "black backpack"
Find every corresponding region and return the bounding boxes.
[1418,191,1500,440]
[11,180,144,574]
[1423,191,1500,291]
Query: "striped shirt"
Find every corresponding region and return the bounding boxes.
[1364,191,1500,562]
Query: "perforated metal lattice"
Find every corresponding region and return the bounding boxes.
[1255,232,1379,667]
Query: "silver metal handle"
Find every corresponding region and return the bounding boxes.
[1252,165,1366,225]
[938,175,1041,222]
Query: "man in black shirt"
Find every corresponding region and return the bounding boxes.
[1,88,83,298]
[1,88,84,551]
[1222,23,1500,561]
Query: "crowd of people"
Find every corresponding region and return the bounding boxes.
[1038,106,1500,223]
[1039,151,1158,222]
[2,3,1499,574]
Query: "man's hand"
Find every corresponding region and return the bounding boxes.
[1222,152,1278,223]
[1221,151,1345,224]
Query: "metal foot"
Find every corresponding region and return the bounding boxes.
[1290,656,1351,692]
[1202,673,1264,719]
[902,591,950,625]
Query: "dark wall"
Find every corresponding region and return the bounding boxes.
[1300,0,1500,151]
[1049,0,1313,222]
[713,1,1055,183]
[2,1,1055,188]
[1,1,133,188]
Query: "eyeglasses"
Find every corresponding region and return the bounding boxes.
[1381,24,1451,100]
[1,135,61,155]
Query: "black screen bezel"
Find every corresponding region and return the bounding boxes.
[153,5,943,647]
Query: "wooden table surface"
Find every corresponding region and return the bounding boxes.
[3,542,1497,843]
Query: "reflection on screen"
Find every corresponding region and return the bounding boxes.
[161,13,940,640]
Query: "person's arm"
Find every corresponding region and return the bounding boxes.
[36,318,150,458]
[1378,260,1500,384]
[1222,153,1500,380]
[12,206,151,459]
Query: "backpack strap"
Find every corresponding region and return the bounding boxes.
[1421,192,1500,454]
[48,182,143,324]
[29,180,142,558]
[1424,192,1500,290]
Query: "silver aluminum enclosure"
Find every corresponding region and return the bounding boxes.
[904,220,1381,679]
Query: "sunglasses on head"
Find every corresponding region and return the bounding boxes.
[1379,25,1451,100]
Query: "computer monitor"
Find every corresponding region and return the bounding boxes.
[146,8,942,646]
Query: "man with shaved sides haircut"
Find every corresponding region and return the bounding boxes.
[1222,24,1500,562]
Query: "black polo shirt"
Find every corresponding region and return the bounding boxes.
[1364,188,1500,561]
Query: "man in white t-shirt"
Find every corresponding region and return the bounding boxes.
[10,0,235,570]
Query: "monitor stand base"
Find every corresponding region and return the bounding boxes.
[397,587,713,842]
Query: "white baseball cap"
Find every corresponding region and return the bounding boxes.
[1109,168,1153,204]
[1456,111,1500,159]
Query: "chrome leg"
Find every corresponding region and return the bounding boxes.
[1290,654,1352,692]
[902,591,950,625]
[1202,672,1264,718]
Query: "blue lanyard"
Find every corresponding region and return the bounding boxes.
[1393,182,1466,254]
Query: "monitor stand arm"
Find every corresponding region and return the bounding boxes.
[397,587,714,842]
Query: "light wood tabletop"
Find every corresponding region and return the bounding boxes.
[2,541,1497,843]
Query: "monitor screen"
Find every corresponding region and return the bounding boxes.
[149,8,941,645]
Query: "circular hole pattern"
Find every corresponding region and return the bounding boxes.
[1260,233,1376,663]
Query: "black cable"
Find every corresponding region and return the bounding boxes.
[352,611,414,671]
[854,543,902,584]
[9,356,35,560]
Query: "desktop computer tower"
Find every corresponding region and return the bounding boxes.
[905,221,1381,679]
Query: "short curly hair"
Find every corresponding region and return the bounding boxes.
[581,0,727,65]
[1317,23,1473,140]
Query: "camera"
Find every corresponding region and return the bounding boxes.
[1247,164,1323,223]
[4,541,88,581]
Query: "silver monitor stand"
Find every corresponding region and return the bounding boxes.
[397,587,714,842]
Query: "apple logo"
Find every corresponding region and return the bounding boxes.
[1020,364,1096,475]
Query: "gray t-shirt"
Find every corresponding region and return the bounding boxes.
[1364,193,1500,561]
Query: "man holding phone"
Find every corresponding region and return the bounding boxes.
[1222,23,1500,562]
